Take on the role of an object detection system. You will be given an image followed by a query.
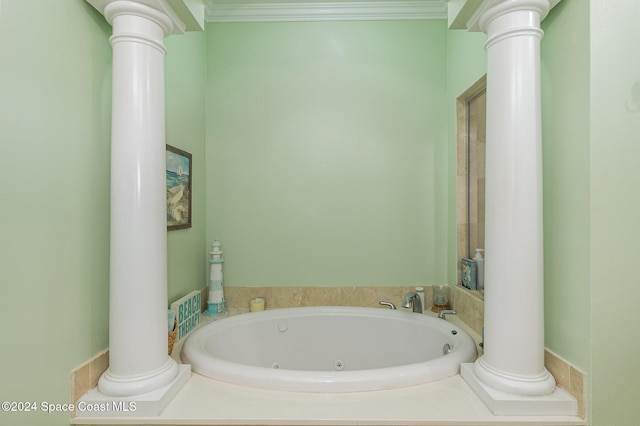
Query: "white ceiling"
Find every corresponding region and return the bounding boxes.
[204,0,449,22]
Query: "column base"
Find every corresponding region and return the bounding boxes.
[473,356,557,396]
[99,357,180,397]
[77,364,190,417]
[461,363,578,416]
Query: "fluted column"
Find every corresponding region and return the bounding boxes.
[88,0,182,398]
[462,0,556,399]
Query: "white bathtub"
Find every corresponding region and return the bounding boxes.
[181,306,477,392]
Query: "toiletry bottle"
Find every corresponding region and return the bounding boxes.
[474,249,484,290]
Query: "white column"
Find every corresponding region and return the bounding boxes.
[464,0,556,397]
[90,0,180,397]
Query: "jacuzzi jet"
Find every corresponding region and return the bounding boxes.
[334,360,345,371]
[272,362,281,369]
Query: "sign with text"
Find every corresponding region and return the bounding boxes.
[170,290,201,341]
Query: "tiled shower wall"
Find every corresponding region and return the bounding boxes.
[456,75,487,287]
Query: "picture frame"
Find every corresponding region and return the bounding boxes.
[166,144,192,231]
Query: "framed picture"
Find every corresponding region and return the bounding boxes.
[166,144,192,231]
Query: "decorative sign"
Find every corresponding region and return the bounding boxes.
[170,290,201,341]
[461,258,477,290]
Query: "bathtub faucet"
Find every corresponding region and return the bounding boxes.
[379,301,396,310]
[402,292,423,314]
[437,310,457,320]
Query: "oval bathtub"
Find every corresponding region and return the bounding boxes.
[181,306,477,392]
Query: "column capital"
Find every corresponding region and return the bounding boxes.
[466,0,550,33]
[87,0,194,35]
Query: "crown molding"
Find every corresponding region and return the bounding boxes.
[205,0,448,23]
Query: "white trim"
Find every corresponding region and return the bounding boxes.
[205,0,447,23]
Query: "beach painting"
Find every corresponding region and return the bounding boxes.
[166,145,192,230]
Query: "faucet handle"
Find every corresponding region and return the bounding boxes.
[437,310,457,320]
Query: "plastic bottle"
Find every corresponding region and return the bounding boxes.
[474,249,484,290]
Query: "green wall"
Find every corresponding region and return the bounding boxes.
[542,1,640,424]
[0,1,206,425]
[0,1,112,425]
[165,31,208,302]
[205,21,449,287]
[541,0,591,373]
[589,1,640,424]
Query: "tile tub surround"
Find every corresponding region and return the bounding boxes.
[452,285,484,335]
[71,349,109,410]
[545,350,587,420]
[223,285,435,311]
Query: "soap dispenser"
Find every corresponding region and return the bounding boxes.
[474,248,484,290]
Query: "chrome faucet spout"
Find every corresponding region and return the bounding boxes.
[379,301,397,310]
[437,310,457,320]
[402,292,423,313]
[402,292,416,308]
